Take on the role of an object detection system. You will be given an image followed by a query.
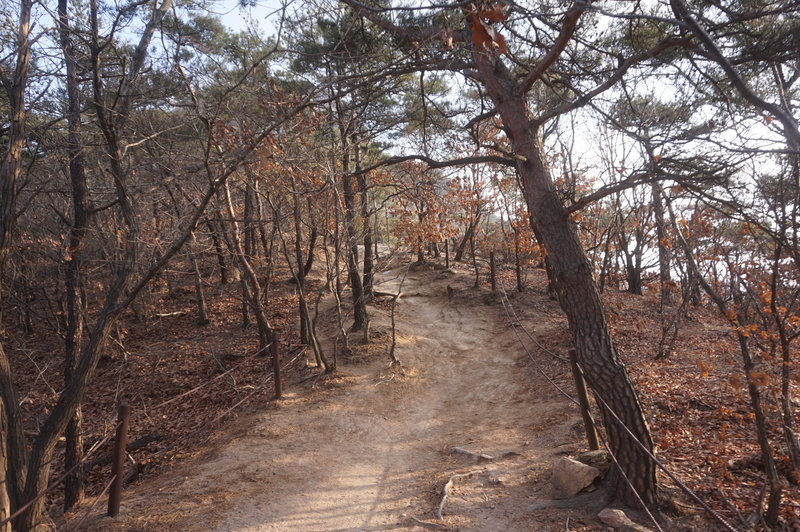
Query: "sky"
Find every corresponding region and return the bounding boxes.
[213,0,284,36]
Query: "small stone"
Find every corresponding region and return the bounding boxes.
[488,474,505,485]
[598,508,654,532]
[551,457,601,499]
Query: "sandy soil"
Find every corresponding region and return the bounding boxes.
[75,265,599,531]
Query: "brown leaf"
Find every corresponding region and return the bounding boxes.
[471,18,492,49]
[479,4,508,22]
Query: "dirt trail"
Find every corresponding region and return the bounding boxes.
[99,266,592,531]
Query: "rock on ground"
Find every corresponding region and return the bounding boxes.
[598,508,655,532]
[550,456,600,499]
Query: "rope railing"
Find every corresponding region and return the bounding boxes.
[495,279,739,532]
[147,347,307,461]
[154,341,275,409]
[0,341,305,529]
[0,422,118,529]
[64,475,117,531]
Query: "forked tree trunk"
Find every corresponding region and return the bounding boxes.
[221,181,272,355]
[454,220,476,262]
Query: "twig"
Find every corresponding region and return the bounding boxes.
[436,470,482,520]
[374,290,402,298]
[22,350,56,396]
[154,310,187,318]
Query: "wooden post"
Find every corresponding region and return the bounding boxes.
[444,239,450,270]
[107,401,130,517]
[272,330,282,399]
[490,251,497,292]
[569,350,599,451]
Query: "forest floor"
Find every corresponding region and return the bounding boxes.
[40,255,800,531]
[66,262,615,531]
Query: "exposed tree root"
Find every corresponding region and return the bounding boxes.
[409,515,449,530]
[373,290,402,299]
[449,446,521,461]
[437,469,482,520]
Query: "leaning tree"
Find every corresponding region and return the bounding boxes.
[341,0,701,507]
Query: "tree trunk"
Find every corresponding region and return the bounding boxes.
[242,180,256,328]
[58,0,90,507]
[241,278,250,328]
[651,182,673,306]
[0,0,33,524]
[340,133,368,332]
[454,221,476,262]
[514,228,524,293]
[355,140,374,297]
[221,181,272,355]
[303,197,318,278]
[190,233,210,326]
[244,178,257,260]
[206,217,229,285]
[0,406,10,532]
[290,177,309,345]
[470,233,479,288]
[472,48,657,506]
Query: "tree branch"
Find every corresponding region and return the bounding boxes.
[357,153,515,176]
[536,37,691,124]
[518,1,589,95]
[670,0,800,149]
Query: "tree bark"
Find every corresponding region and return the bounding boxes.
[206,217,230,284]
[356,142,374,297]
[0,409,8,532]
[58,0,90,508]
[454,220,476,262]
[340,132,368,332]
[0,0,33,521]
[221,181,272,355]
[471,46,657,506]
[190,232,210,326]
[651,182,673,306]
